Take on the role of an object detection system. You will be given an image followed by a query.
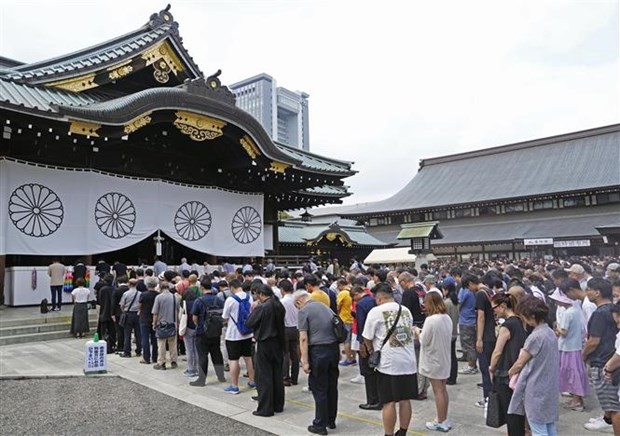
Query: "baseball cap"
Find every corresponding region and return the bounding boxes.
[564,264,585,274]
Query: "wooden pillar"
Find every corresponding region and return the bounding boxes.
[0,255,5,306]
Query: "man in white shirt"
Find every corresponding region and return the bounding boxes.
[361,283,417,436]
[221,280,255,394]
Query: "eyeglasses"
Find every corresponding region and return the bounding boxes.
[492,304,501,310]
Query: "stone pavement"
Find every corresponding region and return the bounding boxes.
[0,336,593,435]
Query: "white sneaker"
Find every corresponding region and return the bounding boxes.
[425,420,451,432]
[584,417,613,432]
[458,366,479,375]
[302,385,311,392]
[588,415,604,423]
[350,374,365,384]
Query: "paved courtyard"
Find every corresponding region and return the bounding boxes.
[0,334,594,435]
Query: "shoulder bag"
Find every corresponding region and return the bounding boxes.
[368,304,402,370]
[156,294,177,338]
[178,300,188,336]
[118,291,138,328]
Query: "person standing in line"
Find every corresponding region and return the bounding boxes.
[181,279,200,377]
[554,282,588,412]
[111,275,129,354]
[96,273,116,348]
[138,276,159,364]
[153,256,167,277]
[489,293,527,436]
[152,280,180,370]
[474,274,497,408]
[295,290,340,435]
[337,281,356,366]
[280,279,300,386]
[361,283,417,436]
[351,284,381,410]
[48,258,65,311]
[582,279,620,433]
[70,278,90,338]
[508,296,559,436]
[418,292,453,432]
[118,278,141,357]
[245,284,286,417]
[221,279,256,394]
[442,281,460,385]
[457,274,478,376]
[190,278,226,386]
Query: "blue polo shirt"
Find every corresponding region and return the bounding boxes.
[458,287,476,326]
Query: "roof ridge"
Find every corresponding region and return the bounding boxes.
[420,123,620,168]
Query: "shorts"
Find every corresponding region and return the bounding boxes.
[344,323,352,343]
[226,338,253,361]
[376,371,419,404]
[459,324,477,360]
[590,367,620,412]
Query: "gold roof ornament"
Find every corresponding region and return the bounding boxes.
[123,114,152,134]
[173,111,226,141]
[240,135,261,159]
[68,119,101,137]
[46,73,97,92]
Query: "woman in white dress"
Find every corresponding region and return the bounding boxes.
[416,292,453,432]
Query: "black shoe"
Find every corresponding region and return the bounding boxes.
[135,352,141,357]
[446,380,457,385]
[252,411,273,417]
[307,425,327,435]
[170,362,178,369]
[251,395,259,401]
[477,382,483,388]
[189,380,205,387]
[359,403,382,410]
[328,423,336,429]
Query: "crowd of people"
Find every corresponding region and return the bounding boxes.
[86,254,620,435]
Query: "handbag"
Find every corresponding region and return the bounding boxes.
[156,294,177,338]
[332,312,348,343]
[179,300,188,336]
[368,304,402,370]
[118,291,138,328]
[486,390,506,428]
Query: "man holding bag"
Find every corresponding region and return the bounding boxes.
[361,283,417,436]
[152,279,180,370]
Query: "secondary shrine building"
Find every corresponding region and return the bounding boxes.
[313,124,620,260]
[0,6,356,304]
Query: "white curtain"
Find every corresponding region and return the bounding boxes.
[0,159,264,256]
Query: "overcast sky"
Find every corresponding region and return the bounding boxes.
[2,0,618,207]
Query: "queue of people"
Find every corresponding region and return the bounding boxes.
[86,255,620,435]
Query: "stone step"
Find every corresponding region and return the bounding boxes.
[0,324,98,346]
[0,311,98,328]
[0,320,98,337]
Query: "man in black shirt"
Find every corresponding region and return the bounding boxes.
[97,273,116,349]
[111,275,129,353]
[584,278,619,432]
[245,284,286,417]
[112,261,128,285]
[475,274,497,407]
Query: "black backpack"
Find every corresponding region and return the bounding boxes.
[40,298,49,314]
[198,296,223,339]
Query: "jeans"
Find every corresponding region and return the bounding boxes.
[309,343,340,429]
[140,321,158,363]
[478,340,496,399]
[527,420,557,436]
[283,327,300,383]
[123,312,141,356]
[183,327,198,373]
[50,285,63,310]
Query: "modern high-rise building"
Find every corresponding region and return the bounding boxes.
[229,73,310,151]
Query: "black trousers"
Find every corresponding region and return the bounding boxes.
[123,312,142,355]
[50,285,63,309]
[495,378,525,436]
[309,343,340,428]
[359,354,380,404]
[448,338,458,384]
[115,318,125,351]
[255,337,285,415]
[196,335,225,382]
[283,327,300,383]
[98,320,116,347]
